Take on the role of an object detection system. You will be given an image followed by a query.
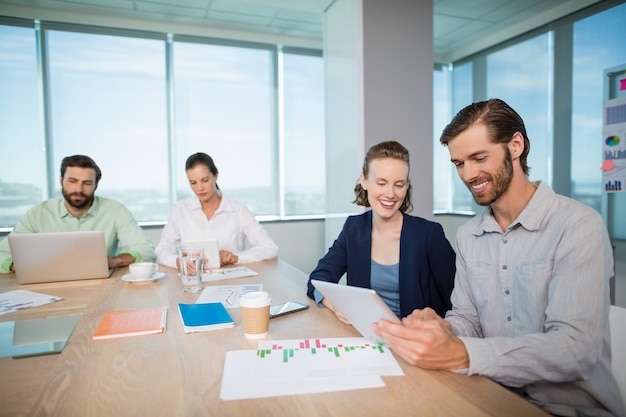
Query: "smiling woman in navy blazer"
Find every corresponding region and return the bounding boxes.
[307,141,456,321]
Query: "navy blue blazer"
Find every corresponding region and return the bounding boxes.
[307,211,456,318]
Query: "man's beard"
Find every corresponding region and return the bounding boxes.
[62,188,94,210]
[468,149,513,207]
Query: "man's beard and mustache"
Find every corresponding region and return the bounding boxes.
[467,148,514,207]
[62,188,95,210]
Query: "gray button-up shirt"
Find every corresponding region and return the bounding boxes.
[446,181,624,417]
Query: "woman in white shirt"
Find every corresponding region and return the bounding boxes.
[156,152,278,269]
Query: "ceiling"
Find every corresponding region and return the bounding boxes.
[0,0,605,62]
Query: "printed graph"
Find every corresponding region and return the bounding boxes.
[257,339,385,363]
[252,337,403,379]
[605,148,626,160]
[606,135,621,146]
[605,180,623,191]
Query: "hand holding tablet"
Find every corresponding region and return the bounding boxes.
[310,280,401,343]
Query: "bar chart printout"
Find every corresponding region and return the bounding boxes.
[220,337,400,400]
[257,338,386,363]
[255,337,403,378]
[602,97,626,193]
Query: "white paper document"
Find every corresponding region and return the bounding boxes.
[195,284,263,308]
[220,337,403,400]
[202,266,258,282]
[0,290,63,316]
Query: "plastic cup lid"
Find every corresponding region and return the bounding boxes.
[239,291,271,308]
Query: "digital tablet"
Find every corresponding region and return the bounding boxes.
[311,280,401,343]
[184,239,221,269]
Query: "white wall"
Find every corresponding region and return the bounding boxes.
[322,0,364,248]
[361,0,434,220]
[322,0,434,250]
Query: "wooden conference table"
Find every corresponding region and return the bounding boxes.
[0,259,549,417]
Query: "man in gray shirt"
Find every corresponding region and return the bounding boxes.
[373,99,624,417]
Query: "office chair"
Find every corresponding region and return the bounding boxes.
[610,305,626,407]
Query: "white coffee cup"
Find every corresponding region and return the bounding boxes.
[129,262,159,279]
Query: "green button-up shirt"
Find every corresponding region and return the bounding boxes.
[0,196,155,272]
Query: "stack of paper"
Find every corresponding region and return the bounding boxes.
[0,290,63,316]
[202,266,258,282]
[220,337,403,400]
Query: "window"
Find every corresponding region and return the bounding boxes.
[46,29,168,221]
[433,64,452,212]
[434,1,625,217]
[449,61,475,213]
[173,39,275,216]
[486,33,554,187]
[0,19,326,228]
[571,2,626,212]
[0,23,40,226]
[282,49,326,216]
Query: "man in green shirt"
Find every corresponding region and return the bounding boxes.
[0,155,155,273]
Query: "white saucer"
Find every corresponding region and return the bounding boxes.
[122,271,165,283]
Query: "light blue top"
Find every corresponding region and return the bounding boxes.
[370,259,400,318]
[446,181,624,417]
[0,196,155,272]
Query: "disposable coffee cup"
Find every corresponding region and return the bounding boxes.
[239,291,271,338]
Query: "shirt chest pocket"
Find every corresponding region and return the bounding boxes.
[465,260,553,313]
[465,263,497,312]
[515,259,554,304]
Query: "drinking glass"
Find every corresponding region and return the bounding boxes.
[178,246,203,293]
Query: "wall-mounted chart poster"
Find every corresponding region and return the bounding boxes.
[602,96,626,193]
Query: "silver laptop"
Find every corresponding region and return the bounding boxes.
[8,231,111,284]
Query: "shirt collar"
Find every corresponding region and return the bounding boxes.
[471,181,551,235]
[58,196,100,219]
[189,193,234,215]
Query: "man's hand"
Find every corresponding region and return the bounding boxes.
[373,308,469,370]
[107,254,136,269]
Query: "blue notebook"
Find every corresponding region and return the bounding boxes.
[178,303,234,333]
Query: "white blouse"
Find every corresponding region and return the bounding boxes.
[155,196,278,268]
